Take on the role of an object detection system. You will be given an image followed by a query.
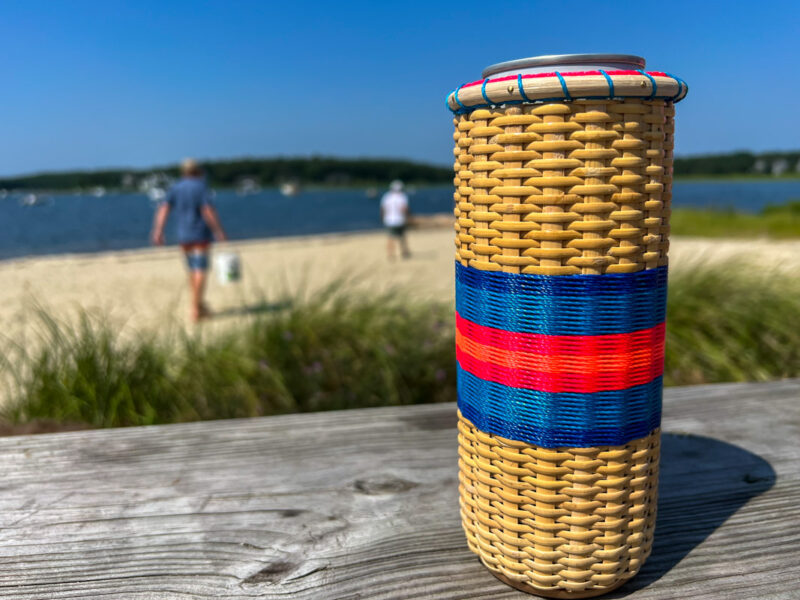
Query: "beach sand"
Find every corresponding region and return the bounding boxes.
[2,225,799,341]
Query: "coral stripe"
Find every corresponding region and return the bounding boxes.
[456,328,664,378]
[456,343,663,394]
[456,312,665,356]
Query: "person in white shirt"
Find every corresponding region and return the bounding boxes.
[380,180,411,259]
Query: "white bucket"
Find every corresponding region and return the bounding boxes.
[215,251,241,284]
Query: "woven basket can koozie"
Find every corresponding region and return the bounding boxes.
[446,54,688,598]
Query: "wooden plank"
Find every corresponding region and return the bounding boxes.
[0,380,798,599]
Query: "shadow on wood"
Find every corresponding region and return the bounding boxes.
[611,432,776,597]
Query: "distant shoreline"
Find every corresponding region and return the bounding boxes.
[2,177,799,194]
[0,182,453,195]
[2,150,799,191]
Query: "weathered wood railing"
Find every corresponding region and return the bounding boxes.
[0,380,797,598]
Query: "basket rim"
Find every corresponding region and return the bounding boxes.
[446,69,688,114]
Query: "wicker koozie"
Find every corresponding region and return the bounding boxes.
[447,63,687,598]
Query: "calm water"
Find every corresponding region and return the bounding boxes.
[2,180,799,260]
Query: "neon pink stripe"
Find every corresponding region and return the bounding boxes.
[456,313,666,357]
[455,328,664,379]
[456,344,664,394]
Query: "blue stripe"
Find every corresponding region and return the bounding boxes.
[455,262,667,336]
[458,365,662,447]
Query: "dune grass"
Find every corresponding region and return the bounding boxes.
[664,265,800,385]
[671,200,800,238]
[2,263,799,431]
[1,285,456,429]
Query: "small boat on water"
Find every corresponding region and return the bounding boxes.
[20,193,51,207]
[147,187,167,203]
[139,173,174,202]
[90,186,106,197]
[236,177,261,196]
[279,181,300,197]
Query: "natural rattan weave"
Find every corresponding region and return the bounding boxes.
[449,61,685,598]
[453,100,675,275]
[458,412,659,598]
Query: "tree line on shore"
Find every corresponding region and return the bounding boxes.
[0,151,798,191]
[674,151,800,177]
[0,157,453,192]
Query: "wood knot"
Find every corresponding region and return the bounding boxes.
[242,560,297,585]
[353,475,418,495]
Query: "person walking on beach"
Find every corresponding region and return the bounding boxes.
[381,179,410,260]
[151,158,227,322]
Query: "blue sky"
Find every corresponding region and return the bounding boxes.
[0,0,796,176]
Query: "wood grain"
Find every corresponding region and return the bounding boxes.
[0,380,798,599]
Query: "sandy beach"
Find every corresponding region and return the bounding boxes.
[2,224,799,340]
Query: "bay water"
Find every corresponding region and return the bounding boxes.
[1,180,798,261]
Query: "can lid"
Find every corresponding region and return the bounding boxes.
[481,54,646,79]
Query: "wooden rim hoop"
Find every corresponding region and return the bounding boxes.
[447,70,686,114]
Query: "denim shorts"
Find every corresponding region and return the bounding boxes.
[182,243,210,271]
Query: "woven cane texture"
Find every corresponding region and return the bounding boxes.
[450,89,679,595]
[458,412,659,598]
[453,100,675,275]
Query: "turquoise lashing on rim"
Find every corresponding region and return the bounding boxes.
[447,70,688,114]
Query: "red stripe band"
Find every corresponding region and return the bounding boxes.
[455,312,665,394]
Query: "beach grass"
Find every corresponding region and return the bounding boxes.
[1,283,456,429]
[2,263,799,431]
[664,265,800,385]
[670,201,800,238]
